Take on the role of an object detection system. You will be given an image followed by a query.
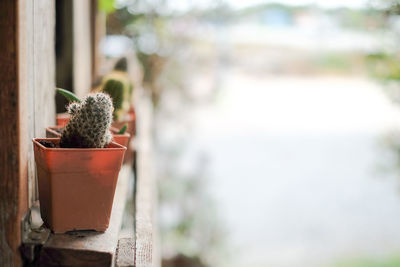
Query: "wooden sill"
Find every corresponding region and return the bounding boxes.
[39,165,132,266]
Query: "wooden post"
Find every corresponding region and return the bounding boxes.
[0,0,55,266]
[0,1,22,266]
[73,0,92,98]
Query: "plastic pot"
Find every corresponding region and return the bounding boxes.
[56,113,70,127]
[112,108,136,137]
[46,126,63,138]
[32,138,126,233]
[112,109,136,165]
[110,127,130,148]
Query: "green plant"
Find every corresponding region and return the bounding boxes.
[100,58,134,121]
[117,124,128,134]
[60,93,113,148]
[56,88,81,103]
[102,79,125,120]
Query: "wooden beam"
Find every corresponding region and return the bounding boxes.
[72,0,92,99]
[90,0,106,82]
[134,91,159,267]
[39,165,132,266]
[0,1,22,266]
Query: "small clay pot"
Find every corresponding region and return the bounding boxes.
[32,138,126,233]
[46,126,63,138]
[56,113,70,127]
[112,109,136,165]
[112,108,136,137]
[110,127,130,148]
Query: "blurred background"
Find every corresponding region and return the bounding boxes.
[102,0,400,266]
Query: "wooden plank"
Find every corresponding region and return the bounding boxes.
[134,91,159,267]
[0,1,22,266]
[72,0,92,98]
[116,238,135,267]
[32,0,56,202]
[90,0,106,82]
[0,1,55,266]
[40,165,132,266]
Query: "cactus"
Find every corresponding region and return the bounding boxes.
[60,93,113,148]
[98,57,134,121]
[102,79,125,121]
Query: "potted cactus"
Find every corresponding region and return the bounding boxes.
[33,93,126,233]
[101,78,136,137]
[94,58,136,136]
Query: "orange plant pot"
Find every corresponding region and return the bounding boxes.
[32,138,126,233]
[56,113,70,126]
[46,126,63,138]
[112,109,136,137]
[110,127,130,148]
[111,109,136,165]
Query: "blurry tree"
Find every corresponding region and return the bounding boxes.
[366,1,400,104]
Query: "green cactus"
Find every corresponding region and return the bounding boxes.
[102,79,124,120]
[60,93,113,148]
[99,57,134,122]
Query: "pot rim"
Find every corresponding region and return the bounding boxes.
[110,127,131,138]
[33,138,127,152]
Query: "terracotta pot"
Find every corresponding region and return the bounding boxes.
[111,109,136,165]
[112,108,136,137]
[46,126,63,138]
[32,138,126,233]
[110,127,131,164]
[56,113,70,126]
[110,127,130,148]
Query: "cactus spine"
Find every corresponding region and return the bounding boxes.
[60,93,113,148]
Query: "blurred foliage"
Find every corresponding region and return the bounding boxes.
[99,0,115,14]
[365,1,400,104]
[367,53,400,81]
[333,254,400,267]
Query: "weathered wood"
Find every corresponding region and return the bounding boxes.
[116,238,135,267]
[91,0,106,82]
[31,0,56,202]
[40,165,132,266]
[0,1,55,266]
[0,1,22,266]
[134,91,159,267]
[73,0,92,99]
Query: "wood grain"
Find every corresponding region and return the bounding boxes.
[116,238,135,267]
[72,0,92,99]
[1,1,55,266]
[0,1,21,266]
[39,165,132,266]
[134,91,159,267]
